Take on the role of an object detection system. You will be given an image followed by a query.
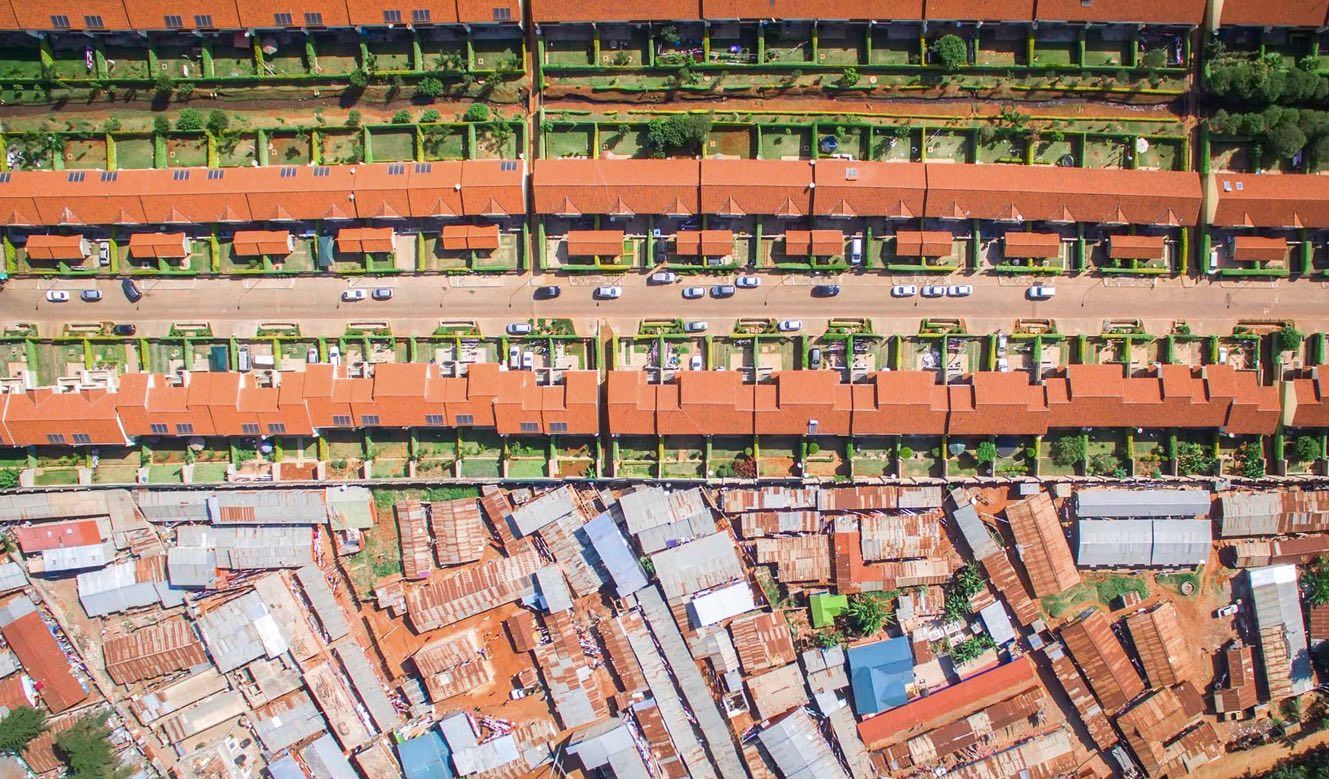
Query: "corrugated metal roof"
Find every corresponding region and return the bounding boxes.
[847,637,914,716]
[979,602,1017,646]
[0,491,110,522]
[582,512,648,597]
[948,489,1000,560]
[397,730,452,779]
[77,561,163,617]
[535,511,608,597]
[326,486,374,531]
[1248,564,1313,695]
[1151,519,1211,566]
[134,490,211,523]
[252,693,327,753]
[166,546,216,588]
[266,755,310,779]
[333,641,402,733]
[615,611,713,776]
[1076,519,1209,567]
[746,662,809,721]
[652,532,744,601]
[295,565,350,641]
[177,525,312,570]
[213,489,328,525]
[510,485,580,537]
[38,542,112,573]
[103,616,207,685]
[1075,489,1211,518]
[533,567,574,613]
[196,591,285,672]
[568,719,649,779]
[0,563,25,593]
[617,487,675,534]
[634,512,717,555]
[300,733,358,779]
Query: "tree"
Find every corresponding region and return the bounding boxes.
[932,34,968,71]
[416,75,444,98]
[390,110,412,124]
[152,72,174,95]
[813,629,843,648]
[943,564,985,623]
[420,109,441,123]
[54,712,123,779]
[1175,441,1217,476]
[1051,436,1086,467]
[0,469,18,490]
[950,634,995,664]
[1278,324,1305,354]
[1141,48,1168,71]
[175,108,204,132]
[204,110,229,136]
[345,110,362,128]
[1236,442,1266,479]
[0,707,44,754]
[1303,555,1329,606]
[846,593,892,636]
[1295,434,1323,463]
[644,113,712,157]
[348,68,370,88]
[898,446,914,460]
[463,102,490,123]
[975,441,997,464]
[152,115,170,134]
[836,67,860,88]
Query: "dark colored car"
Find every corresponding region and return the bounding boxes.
[811,284,841,297]
[121,278,142,302]
[112,324,136,336]
[534,285,561,299]
[710,285,736,298]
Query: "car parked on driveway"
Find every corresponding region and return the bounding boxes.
[45,290,69,303]
[594,286,622,299]
[891,285,917,298]
[342,289,366,302]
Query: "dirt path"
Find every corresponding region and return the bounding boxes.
[1194,728,1329,778]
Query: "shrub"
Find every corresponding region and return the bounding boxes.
[463,102,490,123]
[0,469,18,490]
[420,109,441,123]
[837,67,860,88]
[1278,324,1305,354]
[1175,441,1217,476]
[951,634,995,664]
[390,109,412,124]
[898,446,914,459]
[346,110,362,128]
[101,117,121,133]
[1236,442,1267,478]
[846,593,893,636]
[657,25,682,45]
[975,441,997,464]
[416,75,445,98]
[152,72,174,95]
[175,108,204,132]
[205,110,229,136]
[1304,555,1329,606]
[1089,453,1120,476]
[1295,434,1323,463]
[152,115,171,134]
[348,68,370,88]
[1140,48,1168,71]
[806,442,821,455]
[932,34,968,71]
[813,629,843,648]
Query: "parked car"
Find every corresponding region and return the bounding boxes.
[508,346,521,368]
[80,289,102,302]
[45,290,69,303]
[735,275,760,288]
[341,289,367,302]
[648,271,678,285]
[947,284,973,297]
[710,285,736,298]
[121,278,142,302]
[328,345,342,364]
[921,285,946,298]
[1027,285,1056,300]
[682,286,705,299]
[891,284,917,298]
[507,322,533,335]
[112,324,137,337]
[811,284,841,297]
[808,347,822,368]
[371,288,393,301]
[684,320,708,332]
[689,355,703,370]
[594,286,622,300]
[521,351,534,370]
[777,319,802,332]
[534,285,561,299]
[306,346,318,363]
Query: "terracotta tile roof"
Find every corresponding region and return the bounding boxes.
[440,224,500,252]
[1126,602,1194,688]
[455,0,521,24]
[858,657,1039,750]
[784,229,844,257]
[23,234,86,261]
[1036,0,1204,24]
[947,372,1048,436]
[1212,172,1329,228]
[13,0,132,30]
[1060,610,1145,712]
[336,227,395,254]
[346,0,458,25]
[535,158,699,216]
[924,164,1200,226]
[704,0,922,19]
[1003,231,1063,258]
[675,229,734,256]
[231,230,293,257]
[1005,492,1080,598]
[700,159,812,218]
[926,0,1034,21]
[231,0,351,27]
[894,230,954,257]
[1108,234,1167,260]
[533,0,699,21]
[813,160,926,219]
[565,230,626,257]
[1232,235,1289,262]
[1218,0,1329,27]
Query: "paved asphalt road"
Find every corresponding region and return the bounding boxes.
[2,271,1322,338]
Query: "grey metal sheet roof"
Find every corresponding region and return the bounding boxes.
[134,491,211,523]
[1219,492,1284,537]
[300,733,358,779]
[1075,489,1211,518]
[196,591,285,672]
[266,755,310,779]
[0,491,109,522]
[617,617,716,779]
[178,526,312,570]
[39,542,112,572]
[332,641,402,733]
[213,490,328,525]
[757,709,849,779]
[568,719,649,779]
[1150,519,1211,567]
[618,487,674,535]
[533,567,573,613]
[1249,564,1313,695]
[0,595,35,627]
[1076,520,1153,567]
[509,486,579,537]
[295,566,351,641]
[634,513,717,556]
[651,532,744,601]
[0,563,26,593]
[252,695,327,753]
[167,546,216,588]
[76,561,161,618]
[582,513,648,597]
[948,489,1000,560]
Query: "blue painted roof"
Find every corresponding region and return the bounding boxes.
[398,730,454,779]
[846,636,914,716]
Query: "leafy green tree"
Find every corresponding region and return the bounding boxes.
[152,115,170,134]
[837,67,860,88]
[950,634,995,664]
[975,441,997,464]
[55,712,125,779]
[416,76,444,98]
[1295,435,1323,463]
[390,110,412,124]
[347,68,370,88]
[1236,442,1266,478]
[644,113,712,157]
[204,110,229,136]
[152,72,174,95]
[463,102,490,123]
[0,469,18,490]
[420,109,441,123]
[1303,555,1329,606]
[0,707,44,754]
[813,629,843,648]
[175,108,204,132]
[1278,325,1305,354]
[1140,48,1168,71]
[943,564,985,623]
[1175,441,1217,476]
[345,110,362,128]
[932,34,968,71]
[1051,436,1086,467]
[846,593,892,636]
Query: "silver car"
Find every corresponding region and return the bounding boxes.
[594,286,622,299]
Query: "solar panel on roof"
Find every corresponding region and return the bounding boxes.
[100,171,117,182]
[279,167,297,178]
[207,169,224,180]
[172,170,190,181]
[388,164,406,175]
[500,160,518,171]
[415,163,432,173]
[67,171,85,183]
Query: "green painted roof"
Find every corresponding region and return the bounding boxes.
[810,593,848,628]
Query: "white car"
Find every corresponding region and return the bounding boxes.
[947,284,973,297]
[1027,285,1056,300]
[736,275,760,288]
[891,284,917,298]
[341,289,366,302]
[328,345,342,364]
[682,287,705,299]
[521,351,534,370]
[45,290,69,303]
[921,285,946,298]
[594,286,622,300]
[689,355,703,370]
[777,319,802,332]
[508,346,521,368]
[507,322,532,335]
[648,271,678,285]
[685,320,708,332]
